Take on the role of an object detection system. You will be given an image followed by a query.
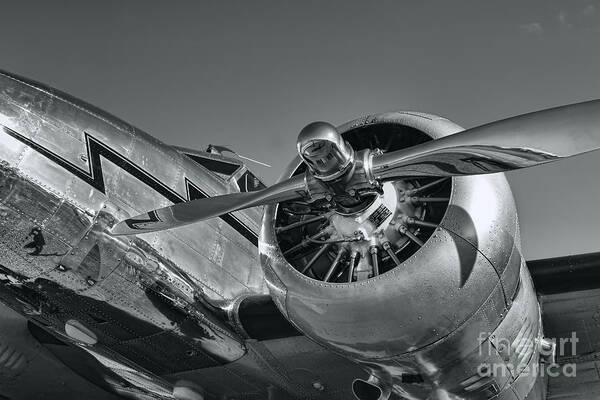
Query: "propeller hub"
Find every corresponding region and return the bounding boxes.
[297,122,355,181]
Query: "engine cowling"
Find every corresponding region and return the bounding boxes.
[260,112,543,399]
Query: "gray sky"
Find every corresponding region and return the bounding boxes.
[2,0,600,259]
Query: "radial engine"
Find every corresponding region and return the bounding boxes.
[260,113,546,400]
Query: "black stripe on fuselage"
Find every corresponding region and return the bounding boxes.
[1,125,259,246]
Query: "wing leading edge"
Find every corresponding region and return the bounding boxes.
[529,252,600,295]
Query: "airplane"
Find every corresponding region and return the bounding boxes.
[0,69,600,400]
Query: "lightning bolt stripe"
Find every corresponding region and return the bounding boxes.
[1,125,259,246]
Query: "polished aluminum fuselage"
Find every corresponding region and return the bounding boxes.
[0,71,268,397]
[261,112,546,400]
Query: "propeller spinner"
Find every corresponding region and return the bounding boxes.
[111,100,600,236]
[296,121,355,181]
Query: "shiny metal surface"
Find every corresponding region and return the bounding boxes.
[0,70,270,398]
[370,100,600,179]
[261,111,542,399]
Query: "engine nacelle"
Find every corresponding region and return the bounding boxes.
[260,112,544,399]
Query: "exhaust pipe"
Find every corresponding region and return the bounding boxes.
[352,374,391,400]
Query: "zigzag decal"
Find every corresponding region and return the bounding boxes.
[1,125,258,246]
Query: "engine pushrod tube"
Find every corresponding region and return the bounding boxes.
[324,247,346,282]
[301,243,332,274]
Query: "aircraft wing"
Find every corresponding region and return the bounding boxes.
[529,252,600,399]
[0,294,370,400]
[0,301,122,400]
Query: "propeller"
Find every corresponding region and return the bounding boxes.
[110,174,307,235]
[371,100,600,179]
[111,100,600,236]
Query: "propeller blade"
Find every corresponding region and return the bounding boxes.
[111,174,307,235]
[370,100,600,180]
